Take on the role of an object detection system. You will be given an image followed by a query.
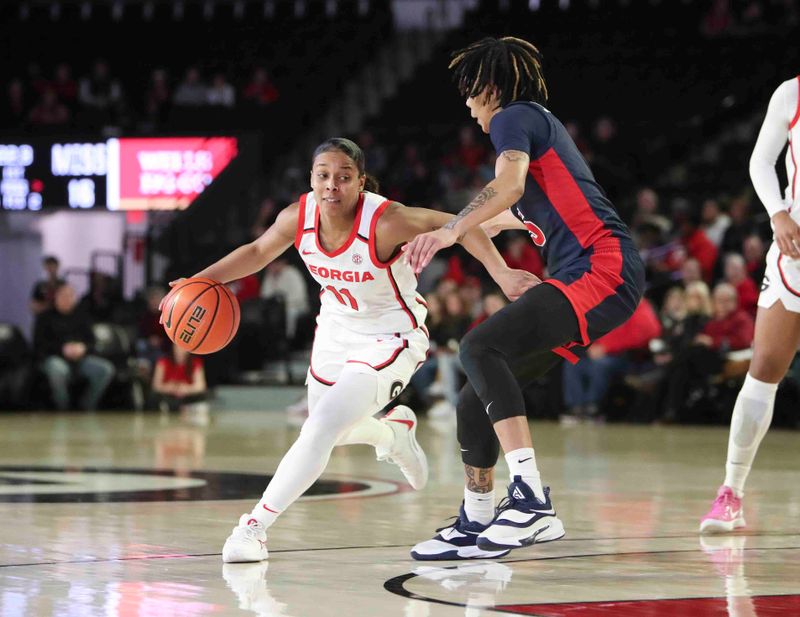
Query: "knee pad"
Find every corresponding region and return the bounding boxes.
[456,385,499,469]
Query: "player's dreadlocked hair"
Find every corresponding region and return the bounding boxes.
[449,37,548,108]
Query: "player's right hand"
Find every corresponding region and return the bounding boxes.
[158,278,185,321]
[772,211,800,259]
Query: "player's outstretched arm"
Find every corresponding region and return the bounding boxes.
[194,202,299,284]
[481,209,528,238]
[379,203,539,301]
[403,150,529,272]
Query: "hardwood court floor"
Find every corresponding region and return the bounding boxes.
[0,405,798,616]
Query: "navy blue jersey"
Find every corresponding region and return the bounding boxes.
[490,102,635,279]
[489,101,643,349]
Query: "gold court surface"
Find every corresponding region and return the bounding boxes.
[1,402,798,617]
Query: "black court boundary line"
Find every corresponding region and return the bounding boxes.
[0,543,412,569]
[383,545,800,616]
[2,530,799,570]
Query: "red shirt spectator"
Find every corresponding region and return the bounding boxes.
[592,298,662,355]
[724,253,758,316]
[700,283,754,351]
[28,88,70,126]
[702,310,754,351]
[156,354,204,385]
[450,126,487,172]
[682,228,718,283]
[51,63,77,106]
[243,68,279,105]
[502,234,544,278]
[229,275,260,303]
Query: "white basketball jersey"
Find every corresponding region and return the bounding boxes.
[294,191,427,335]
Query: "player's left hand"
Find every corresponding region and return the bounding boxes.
[495,268,541,301]
[402,227,460,273]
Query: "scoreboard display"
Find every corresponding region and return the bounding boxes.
[0,136,238,211]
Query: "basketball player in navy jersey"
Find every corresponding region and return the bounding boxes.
[405,37,645,559]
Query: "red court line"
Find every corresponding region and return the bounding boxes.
[496,594,800,616]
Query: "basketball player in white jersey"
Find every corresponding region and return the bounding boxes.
[700,77,800,532]
[167,138,539,562]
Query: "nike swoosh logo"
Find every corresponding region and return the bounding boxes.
[164,300,176,329]
[460,448,469,452]
[387,418,414,430]
[486,401,493,414]
[302,250,316,255]
[517,457,533,464]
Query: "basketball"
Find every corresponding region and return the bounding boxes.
[161,277,240,354]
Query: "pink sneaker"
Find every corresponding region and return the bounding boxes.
[699,485,746,533]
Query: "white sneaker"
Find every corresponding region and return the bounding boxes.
[378,406,428,490]
[222,514,269,563]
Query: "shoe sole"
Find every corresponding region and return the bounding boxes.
[699,516,746,534]
[222,543,269,563]
[476,516,566,552]
[410,546,510,561]
[407,415,429,490]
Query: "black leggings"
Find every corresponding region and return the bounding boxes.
[457,283,580,468]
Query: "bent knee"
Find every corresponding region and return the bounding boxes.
[459,330,486,363]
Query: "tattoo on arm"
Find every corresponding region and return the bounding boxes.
[500,150,528,162]
[443,186,498,241]
[464,464,493,493]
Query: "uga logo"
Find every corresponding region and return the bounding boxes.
[516,207,546,246]
[389,380,403,400]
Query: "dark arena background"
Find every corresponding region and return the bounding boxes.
[1,1,799,615]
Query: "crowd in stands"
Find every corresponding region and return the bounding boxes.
[3,109,794,426]
[3,1,800,423]
[2,60,280,132]
[0,255,211,419]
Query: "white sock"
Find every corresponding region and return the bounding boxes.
[723,373,777,497]
[505,447,544,502]
[464,488,495,525]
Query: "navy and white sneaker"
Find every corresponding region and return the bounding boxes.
[476,476,565,552]
[411,503,511,561]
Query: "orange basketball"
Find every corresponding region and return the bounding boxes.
[161,277,240,354]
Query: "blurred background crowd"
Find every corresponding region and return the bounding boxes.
[1,0,799,428]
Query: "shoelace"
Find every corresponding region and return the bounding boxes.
[234,523,263,538]
[435,515,466,534]
[713,492,734,509]
[494,495,518,516]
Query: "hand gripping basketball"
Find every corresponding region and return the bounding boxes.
[160,277,240,354]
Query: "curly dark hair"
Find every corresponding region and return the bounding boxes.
[449,36,548,108]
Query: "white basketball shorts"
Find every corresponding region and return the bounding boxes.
[758,240,800,313]
[306,316,430,409]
